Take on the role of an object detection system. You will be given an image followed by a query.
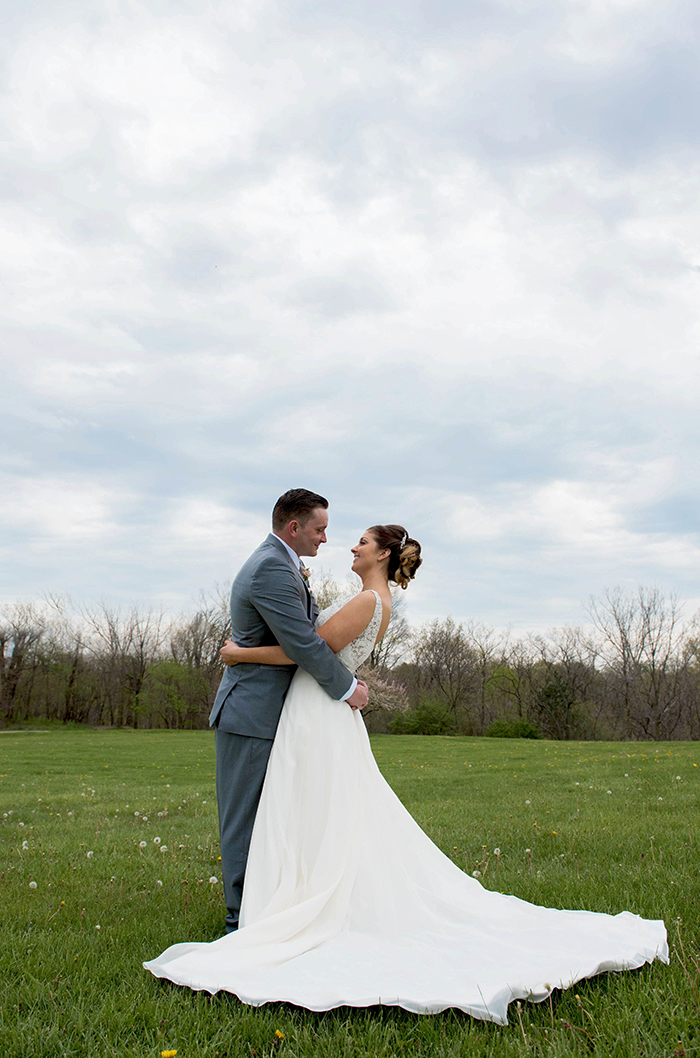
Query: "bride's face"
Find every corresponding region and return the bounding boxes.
[351,530,388,576]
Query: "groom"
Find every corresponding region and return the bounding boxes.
[210,488,368,932]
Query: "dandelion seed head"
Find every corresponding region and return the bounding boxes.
[29,881,37,889]
[139,841,147,848]
[156,880,163,887]
[208,876,218,884]
[154,837,161,844]
[86,851,93,858]
[472,870,481,878]
[160,846,168,853]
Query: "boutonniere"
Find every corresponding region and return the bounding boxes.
[299,562,311,584]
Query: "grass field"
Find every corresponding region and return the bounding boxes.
[1,729,698,1058]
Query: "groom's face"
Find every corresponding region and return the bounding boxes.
[293,507,329,557]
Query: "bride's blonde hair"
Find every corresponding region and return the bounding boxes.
[368,525,422,589]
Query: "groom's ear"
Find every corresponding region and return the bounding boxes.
[287,519,300,538]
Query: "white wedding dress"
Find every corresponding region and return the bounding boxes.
[145,591,668,1024]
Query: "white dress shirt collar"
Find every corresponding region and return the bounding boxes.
[272,532,302,571]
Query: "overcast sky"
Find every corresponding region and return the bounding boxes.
[2,0,700,634]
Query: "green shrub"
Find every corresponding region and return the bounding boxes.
[389,700,456,735]
[485,716,540,739]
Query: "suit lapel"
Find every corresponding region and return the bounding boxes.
[266,534,312,618]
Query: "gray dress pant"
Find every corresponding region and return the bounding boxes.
[215,725,274,932]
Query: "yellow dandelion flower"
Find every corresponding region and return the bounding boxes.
[275,1029,285,1038]
[161,1050,177,1057]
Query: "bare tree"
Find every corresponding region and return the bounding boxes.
[82,603,166,727]
[368,594,412,670]
[413,617,478,721]
[588,587,687,740]
[463,620,509,733]
[0,602,47,723]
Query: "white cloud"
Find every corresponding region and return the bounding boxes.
[1,0,700,632]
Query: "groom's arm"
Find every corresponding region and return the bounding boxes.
[250,561,354,702]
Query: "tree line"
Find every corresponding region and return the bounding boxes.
[1,583,699,740]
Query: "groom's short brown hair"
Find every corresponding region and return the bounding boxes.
[272,489,329,531]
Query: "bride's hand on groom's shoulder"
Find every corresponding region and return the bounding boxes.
[220,640,242,666]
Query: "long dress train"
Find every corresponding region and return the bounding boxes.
[144,591,668,1024]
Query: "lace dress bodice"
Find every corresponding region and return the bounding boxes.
[315,589,383,670]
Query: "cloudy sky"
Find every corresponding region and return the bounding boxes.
[2,0,700,634]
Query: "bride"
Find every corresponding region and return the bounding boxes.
[144,524,668,1024]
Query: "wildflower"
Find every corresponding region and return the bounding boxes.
[139,841,147,848]
[29,881,37,889]
[142,816,148,823]
[134,811,140,817]
[472,870,481,878]
[658,797,663,801]
[525,849,531,855]
[67,811,73,816]
[607,790,612,794]
[160,846,168,853]
[86,851,94,858]
[676,775,681,780]
[525,800,530,805]
[624,774,628,778]
[157,880,163,887]
[202,800,207,805]
[165,784,170,788]
[275,1030,285,1039]
[209,876,218,884]
[154,837,161,845]
[95,924,101,930]
[19,822,25,827]
[493,848,500,856]
[22,840,28,850]
[161,1051,177,1058]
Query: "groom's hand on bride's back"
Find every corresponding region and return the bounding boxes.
[347,680,369,711]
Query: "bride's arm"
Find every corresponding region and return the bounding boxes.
[314,591,379,653]
[221,642,295,666]
[221,592,380,666]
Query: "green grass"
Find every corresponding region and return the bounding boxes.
[1,729,698,1058]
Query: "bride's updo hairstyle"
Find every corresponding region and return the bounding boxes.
[368,524,422,590]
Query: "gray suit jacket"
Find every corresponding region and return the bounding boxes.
[209,534,354,738]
